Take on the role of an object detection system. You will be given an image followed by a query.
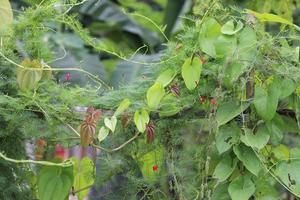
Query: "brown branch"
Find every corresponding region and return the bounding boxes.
[91,132,141,153]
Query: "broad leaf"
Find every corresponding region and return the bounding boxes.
[215,34,237,58]
[238,27,257,61]
[181,57,202,91]
[216,124,240,154]
[216,101,250,126]
[275,161,300,196]
[146,82,165,109]
[279,78,296,99]
[221,20,243,35]
[223,62,247,87]
[98,126,109,142]
[254,83,280,121]
[199,18,221,57]
[159,94,180,117]
[211,183,231,200]
[71,157,95,200]
[241,126,270,150]
[37,165,73,200]
[213,154,237,181]
[228,175,255,200]
[246,9,294,26]
[233,145,261,176]
[155,69,176,87]
[114,98,131,116]
[134,109,149,132]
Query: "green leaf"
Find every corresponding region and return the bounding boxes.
[279,78,296,99]
[104,116,117,132]
[254,83,279,121]
[238,27,257,61]
[211,183,231,200]
[199,18,221,57]
[134,109,150,132]
[146,82,165,109]
[221,20,243,35]
[71,157,95,200]
[159,94,180,117]
[246,9,294,26]
[233,145,261,176]
[0,0,13,32]
[216,124,240,154]
[155,69,176,87]
[273,144,290,161]
[137,148,164,183]
[181,57,202,91]
[241,126,270,150]
[98,126,109,142]
[275,161,300,196]
[214,34,237,58]
[216,101,250,126]
[37,165,73,200]
[114,98,131,116]
[228,175,255,200]
[213,154,237,181]
[223,62,246,87]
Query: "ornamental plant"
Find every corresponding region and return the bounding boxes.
[0,0,300,200]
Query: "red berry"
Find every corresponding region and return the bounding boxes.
[210,98,217,106]
[65,73,71,81]
[152,165,158,172]
[55,144,65,160]
[199,95,206,103]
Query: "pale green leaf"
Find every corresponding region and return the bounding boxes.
[216,124,240,154]
[114,98,131,116]
[221,20,243,35]
[241,126,270,150]
[146,82,165,109]
[0,0,13,32]
[134,109,149,132]
[213,154,237,181]
[228,175,255,200]
[98,126,109,142]
[104,116,117,133]
[155,69,176,87]
[181,57,202,91]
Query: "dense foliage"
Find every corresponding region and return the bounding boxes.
[0,0,300,200]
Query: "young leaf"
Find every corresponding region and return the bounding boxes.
[221,20,243,35]
[216,124,240,154]
[37,165,73,200]
[246,9,294,26]
[114,99,131,116]
[134,109,150,132]
[71,157,95,200]
[98,126,109,142]
[104,116,117,133]
[181,57,202,91]
[146,82,165,109]
[233,145,261,176]
[213,154,237,181]
[241,127,270,150]
[155,69,176,87]
[228,175,255,200]
[216,101,250,126]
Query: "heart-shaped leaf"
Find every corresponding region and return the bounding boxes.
[134,109,149,132]
[114,98,131,117]
[155,69,176,87]
[237,27,257,61]
[104,116,117,132]
[181,57,202,91]
[213,154,238,181]
[71,157,95,200]
[216,101,250,126]
[211,183,231,200]
[216,124,240,154]
[98,126,109,142]
[241,126,270,150]
[146,82,165,109]
[221,20,243,35]
[37,164,73,200]
[279,78,296,99]
[254,82,280,121]
[228,175,255,200]
[233,144,261,176]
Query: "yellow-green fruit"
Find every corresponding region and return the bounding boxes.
[16,59,42,91]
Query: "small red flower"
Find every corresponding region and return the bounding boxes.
[152,165,158,172]
[199,95,206,103]
[210,98,217,106]
[65,73,71,81]
[55,144,65,160]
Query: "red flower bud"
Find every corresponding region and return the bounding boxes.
[146,121,155,144]
[199,95,206,103]
[65,73,71,81]
[55,144,65,160]
[210,98,217,106]
[170,84,180,97]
